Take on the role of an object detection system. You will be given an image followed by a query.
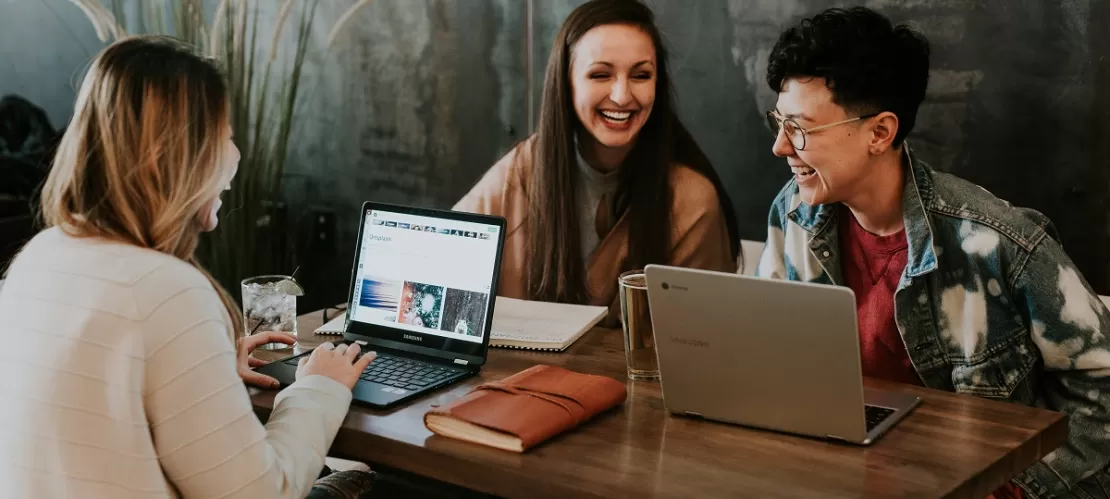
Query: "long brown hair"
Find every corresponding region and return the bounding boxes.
[40,35,243,338]
[526,0,739,303]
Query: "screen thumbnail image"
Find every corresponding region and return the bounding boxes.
[359,278,402,320]
[397,282,445,329]
[440,289,489,337]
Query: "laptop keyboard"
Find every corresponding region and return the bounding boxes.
[864,405,896,431]
[280,349,465,391]
[358,352,465,390]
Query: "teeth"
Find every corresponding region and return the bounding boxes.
[791,166,815,176]
[600,110,631,121]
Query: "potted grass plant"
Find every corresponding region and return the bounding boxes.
[66,0,374,293]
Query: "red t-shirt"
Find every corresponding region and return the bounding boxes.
[838,206,920,386]
[839,207,1022,499]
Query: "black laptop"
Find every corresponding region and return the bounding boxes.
[254,201,506,408]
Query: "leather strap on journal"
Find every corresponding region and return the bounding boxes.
[474,381,589,424]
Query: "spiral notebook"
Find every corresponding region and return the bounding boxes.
[314,297,608,352]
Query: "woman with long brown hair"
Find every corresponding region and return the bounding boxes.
[0,36,377,498]
[455,0,739,316]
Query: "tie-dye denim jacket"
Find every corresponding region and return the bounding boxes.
[755,149,1110,498]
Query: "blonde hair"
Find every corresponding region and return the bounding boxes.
[41,35,243,339]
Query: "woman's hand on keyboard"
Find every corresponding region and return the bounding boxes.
[296,342,378,389]
[238,331,297,388]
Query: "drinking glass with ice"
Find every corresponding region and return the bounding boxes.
[241,275,304,350]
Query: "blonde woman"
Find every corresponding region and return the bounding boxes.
[0,36,378,498]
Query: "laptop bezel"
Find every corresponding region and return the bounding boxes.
[341,201,506,367]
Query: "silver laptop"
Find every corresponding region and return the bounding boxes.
[644,265,920,445]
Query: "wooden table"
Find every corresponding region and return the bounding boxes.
[249,309,1067,499]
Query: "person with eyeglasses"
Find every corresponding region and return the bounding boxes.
[756,7,1110,499]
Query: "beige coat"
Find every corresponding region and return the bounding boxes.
[453,139,736,323]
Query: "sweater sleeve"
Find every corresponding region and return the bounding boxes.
[669,166,737,274]
[139,265,352,499]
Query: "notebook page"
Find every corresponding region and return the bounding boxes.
[490,296,607,343]
[314,314,346,334]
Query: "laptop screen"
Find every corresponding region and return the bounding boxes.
[347,208,501,351]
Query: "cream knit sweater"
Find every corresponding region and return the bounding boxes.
[0,228,351,498]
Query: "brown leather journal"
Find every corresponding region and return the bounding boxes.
[424,365,627,452]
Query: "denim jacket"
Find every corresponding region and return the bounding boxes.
[756,148,1110,498]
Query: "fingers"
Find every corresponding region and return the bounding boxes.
[317,342,336,351]
[240,334,267,351]
[243,332,297,350]
[354,351,377,371]
[241,370,280,389]
[247,357,268,368]
[240,334,268,352]
[261,332,297,345]
[343,344,360,363]
[334,343,349,355]
[298,356,308,369]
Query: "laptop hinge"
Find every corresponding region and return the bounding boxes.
[453,358,469,365]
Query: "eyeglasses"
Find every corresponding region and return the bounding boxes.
[765,111,879,151]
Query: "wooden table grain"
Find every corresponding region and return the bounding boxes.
[248,309,1067,499]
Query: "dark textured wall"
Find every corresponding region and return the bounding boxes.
[3,0,1109,310]
[283,0,529,308]
[0,0,102,127]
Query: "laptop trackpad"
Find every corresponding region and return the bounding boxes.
[353,380,408,405]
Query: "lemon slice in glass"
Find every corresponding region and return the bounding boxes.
[275,278,305,296]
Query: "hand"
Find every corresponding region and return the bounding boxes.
[237,332,297,389]
[297,342,377,389]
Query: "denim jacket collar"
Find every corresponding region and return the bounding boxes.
[785,146,939,279]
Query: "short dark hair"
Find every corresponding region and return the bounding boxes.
[766,7,930,146]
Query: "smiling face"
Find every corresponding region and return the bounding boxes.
[197,120,240,231]
[771,77,874,206]
[570,23,657,162]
